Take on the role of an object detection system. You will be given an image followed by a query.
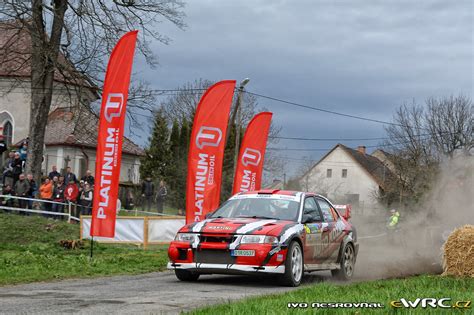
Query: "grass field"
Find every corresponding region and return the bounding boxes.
[0,212,169,286]
[190,275,474,314]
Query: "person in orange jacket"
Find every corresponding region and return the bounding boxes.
[39,177,53,213]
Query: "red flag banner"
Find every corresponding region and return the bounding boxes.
[232,112,273,195]
[186,80,236,223]
[91,31,138,237]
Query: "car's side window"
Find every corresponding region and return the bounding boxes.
[316,198,335,222]
[303,197,322,222]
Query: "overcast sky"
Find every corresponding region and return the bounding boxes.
[130,0,473,176]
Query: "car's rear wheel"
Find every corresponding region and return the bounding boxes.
[331,243,355,280]
[279,241,303,286]
[175,269,200,281]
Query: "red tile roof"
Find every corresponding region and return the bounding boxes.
[45,107,145,156]
[0,20,97,91]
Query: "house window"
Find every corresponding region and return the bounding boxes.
[3,121,13,146]
[342,169,348,178]
[326,169,332,178]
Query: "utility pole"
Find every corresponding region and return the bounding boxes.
[226,78,250,177]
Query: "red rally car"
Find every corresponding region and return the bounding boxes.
[168,190,358,286]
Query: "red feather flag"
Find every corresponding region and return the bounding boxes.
[186,80,236,224]
[90,31,138,237]
[232,112,273,195]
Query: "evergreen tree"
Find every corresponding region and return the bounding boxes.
[140,109,172,183]
[220,123,237,201]
[173,118,190,210]
[166,119,181,206]
[179,118,190,159]
[169,119,180,160]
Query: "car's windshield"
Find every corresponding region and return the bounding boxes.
[210,197,300,221]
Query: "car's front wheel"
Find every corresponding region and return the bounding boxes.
[331,243,355,280]
[175,269,200,282]
[279,241,303,286]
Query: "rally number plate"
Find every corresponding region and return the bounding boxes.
[231,250,255,257]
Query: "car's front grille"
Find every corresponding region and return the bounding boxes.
[200,235,236,244]
[194,249,235,264]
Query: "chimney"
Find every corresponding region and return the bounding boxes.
[357,146,366,155]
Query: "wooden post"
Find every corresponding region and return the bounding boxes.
[143,217,149,250]
[68,202,71,223]
[79,215,83,240]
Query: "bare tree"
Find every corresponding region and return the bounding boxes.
[425,95,473,158]
[0,0,185,182]
[160,78,212,123]
[159,78,284,184]
[381,95,473,208]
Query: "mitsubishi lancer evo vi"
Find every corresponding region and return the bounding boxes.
[167,190,358,286]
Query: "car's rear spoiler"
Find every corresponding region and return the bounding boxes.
[334,204,352,220]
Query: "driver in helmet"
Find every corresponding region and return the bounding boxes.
[267,199,288,218]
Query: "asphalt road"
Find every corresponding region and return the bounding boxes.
[0,271,332,314]
[0,235,441,314]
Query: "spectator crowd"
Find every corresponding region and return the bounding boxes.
[0,137,95,217]
[0,136,170,217]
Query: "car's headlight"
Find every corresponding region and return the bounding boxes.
[175,233,198,242]
[240,235,278,244]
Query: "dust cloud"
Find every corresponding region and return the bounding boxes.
[352,155,474,280]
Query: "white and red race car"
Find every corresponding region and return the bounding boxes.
[168,190,358,286]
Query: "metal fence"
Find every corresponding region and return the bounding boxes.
[0,195,80,222]
[0,195,182,221]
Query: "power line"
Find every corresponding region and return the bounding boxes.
[0,79,404,128]
[268,147,331,152]
[270,136,390,141]
[243,90,404,128]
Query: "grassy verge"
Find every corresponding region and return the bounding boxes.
[190,275,474,314]
[117,207,184,217]
[0,213,169,286]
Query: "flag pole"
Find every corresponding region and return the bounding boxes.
[90,236,94,259]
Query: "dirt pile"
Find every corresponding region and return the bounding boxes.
[442,225,474,277]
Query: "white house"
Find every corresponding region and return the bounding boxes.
[41,107,143,184]
[300,144,393,213]
[0,20,143,184]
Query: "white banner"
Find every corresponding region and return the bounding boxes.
[81,216,185,244]
[148,219,185,243]
[82,218,144,242]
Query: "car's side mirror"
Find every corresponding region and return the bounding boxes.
[342,208,351,220]
[342,209,351,220]
[302,214,312,224]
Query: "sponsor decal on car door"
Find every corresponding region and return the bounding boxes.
[316,198,346,262]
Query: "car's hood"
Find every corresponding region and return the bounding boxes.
[179,217,298,236]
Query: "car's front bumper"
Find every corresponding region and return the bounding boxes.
[167,262,285,274]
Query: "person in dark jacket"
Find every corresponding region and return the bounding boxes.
[81,170,95,186]
[125,188,135,210]
[64,167,77,185]
[14,173,30,211]
[48,165,61,180]
[26,173,37,209]
[0,184,13,210]
[155,180,168,213]
[52,180,66,214]
[141,177,154,211]
[11,152,23,184]
[3,151,15,187]
[79,183,93,215]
